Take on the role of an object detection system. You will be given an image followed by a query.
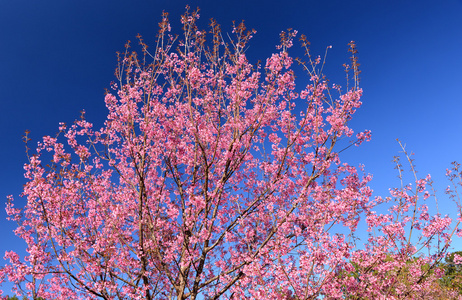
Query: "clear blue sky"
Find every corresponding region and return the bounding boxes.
[1,0,462,295]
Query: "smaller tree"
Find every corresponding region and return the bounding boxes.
[438,251,462,296]
[331,148,462,299]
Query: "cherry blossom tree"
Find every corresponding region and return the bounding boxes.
[1,7,461,300]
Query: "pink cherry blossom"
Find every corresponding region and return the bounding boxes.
[1,7,461,300]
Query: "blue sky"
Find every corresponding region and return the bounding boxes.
[1,0,462,295]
